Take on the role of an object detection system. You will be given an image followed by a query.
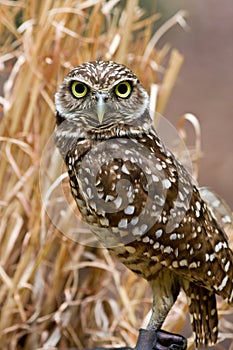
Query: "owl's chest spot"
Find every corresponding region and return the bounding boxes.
[69,154,149,232]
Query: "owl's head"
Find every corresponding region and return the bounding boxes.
[55,61,149,129]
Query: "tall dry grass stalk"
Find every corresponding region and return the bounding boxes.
[0,1,232,350]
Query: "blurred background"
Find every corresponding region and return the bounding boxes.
[146,0,233,208]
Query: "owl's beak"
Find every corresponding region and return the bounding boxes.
[96,93,107,124]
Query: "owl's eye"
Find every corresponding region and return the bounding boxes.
[115,81,132,98]
[71,81,88,98]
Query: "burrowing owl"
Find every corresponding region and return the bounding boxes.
[54,61,233,349]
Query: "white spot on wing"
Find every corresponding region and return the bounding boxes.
[121,164,130,175]
[162,179,171,189]
[114,197,122,209]
[217,275,228,291]
[124,205,135,215]
[155,229,163,239]
[118,218,128,229]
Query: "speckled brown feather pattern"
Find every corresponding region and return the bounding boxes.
[55,60,233,347]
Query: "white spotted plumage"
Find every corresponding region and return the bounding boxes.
[55,60,233,348]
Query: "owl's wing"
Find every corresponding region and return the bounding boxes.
[144,134,233,303]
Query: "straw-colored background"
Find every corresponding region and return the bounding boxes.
[0,1,232,349]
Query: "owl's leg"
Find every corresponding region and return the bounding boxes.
[135,272,187,350]
[83,272,187,350]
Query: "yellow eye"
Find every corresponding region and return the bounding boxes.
[115,81,132,98]
[71,81,88,98]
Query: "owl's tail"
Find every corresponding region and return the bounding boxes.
[217,247,233,305]
[186,283,218,347]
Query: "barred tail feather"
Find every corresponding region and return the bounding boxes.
[224,251,233,304]
[215,247,233,305]
[186,283,218,347]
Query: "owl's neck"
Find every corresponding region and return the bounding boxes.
[87,121,151,141]
[87,111,154,141]
[55,109,157,159]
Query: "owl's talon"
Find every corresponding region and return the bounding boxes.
[154,329,187,350]
[134,329,187,350]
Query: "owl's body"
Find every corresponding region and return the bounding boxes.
[55,61,233,348]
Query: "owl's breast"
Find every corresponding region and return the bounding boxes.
[66,135,181,248]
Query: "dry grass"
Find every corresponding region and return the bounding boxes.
[0,1,232,349]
